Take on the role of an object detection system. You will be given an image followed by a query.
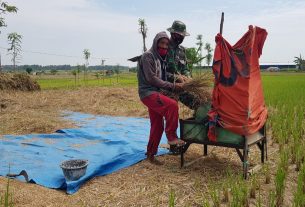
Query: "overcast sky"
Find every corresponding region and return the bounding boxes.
[0,0,304,66]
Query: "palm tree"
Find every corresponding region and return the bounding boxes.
[83,49,90,82]
[7,32,22,71]
[138,18,148,52]
[0,1,17,72]
[0,1,18,29]
[294,54,304,70]
[196,34,203,68]
[204,43,213,68]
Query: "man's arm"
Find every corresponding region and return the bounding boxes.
[167,49,178,75]
[179,47,191,77]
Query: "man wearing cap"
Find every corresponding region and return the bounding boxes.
[166,20,190,80]
[165,20,201,110]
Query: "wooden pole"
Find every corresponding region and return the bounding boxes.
[220,12,224,35]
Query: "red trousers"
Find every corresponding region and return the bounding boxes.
[141,93,179,155]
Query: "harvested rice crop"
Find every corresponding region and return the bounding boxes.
[0,72,40,91]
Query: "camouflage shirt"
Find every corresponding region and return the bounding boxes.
[166,41,191,81]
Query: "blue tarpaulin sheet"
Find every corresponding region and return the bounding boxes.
[0,112,168,194]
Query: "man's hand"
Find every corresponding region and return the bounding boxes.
[181,75,191,82]
[173,82,184,92]
[175,74,184,83]
[176,74,191,83]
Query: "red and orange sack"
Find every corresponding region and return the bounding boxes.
[208,26,268,141]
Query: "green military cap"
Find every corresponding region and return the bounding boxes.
[167,20,190,36]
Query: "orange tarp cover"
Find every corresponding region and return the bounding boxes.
[208,25,268,142]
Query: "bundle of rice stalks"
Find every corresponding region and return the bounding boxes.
[181,73,213,105]
[161,73,213,110]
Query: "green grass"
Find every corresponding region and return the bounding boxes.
[35,72,138,89]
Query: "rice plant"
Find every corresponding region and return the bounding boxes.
[268,191,276,207]
[229,178,249,207]
[209,187,220,207]
[250,175,258,199]
[293,163,305,206]
[0,178,14,207]
[263,163,271,184]
[256,189,262,207]
[295,143,305,171]
[222,186,230,203]
[202,199,211,207]
[169,189,176,207]
[279,147,289,172]
[275,167,286,207]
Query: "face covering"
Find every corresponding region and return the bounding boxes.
[157,48,168,57]
[172,34,184,45]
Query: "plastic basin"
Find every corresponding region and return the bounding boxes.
[60,159,89,181]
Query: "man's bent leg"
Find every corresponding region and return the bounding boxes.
[147,108,164,155]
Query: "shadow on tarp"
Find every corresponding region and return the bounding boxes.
[0,112,169,194]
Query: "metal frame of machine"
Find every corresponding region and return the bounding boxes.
[179,119,268,179]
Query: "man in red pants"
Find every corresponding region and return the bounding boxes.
[137,31,185,165]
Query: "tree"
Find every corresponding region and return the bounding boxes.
[25,67,32,74]
[186,47,205,74]
[7,32,22,70]
[204,43,213,68]
[294,54,305,70]
[138,18,148,52]
[94,72,101,84]
[114,64,120,83]
[71,69,77,86]
[83,49,90,82]
[76,64,81,83]
[196,34,203,67]
[129,67,137,73]
[0,1,17,72]
[50,69,57,75]
[0,1,17,30]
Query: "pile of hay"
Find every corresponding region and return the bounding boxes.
[0,72,40,91]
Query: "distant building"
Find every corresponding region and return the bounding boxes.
[105,70,114,76]
[260,64,296,70]
[266,67,279,72]
[33,71,46,75]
